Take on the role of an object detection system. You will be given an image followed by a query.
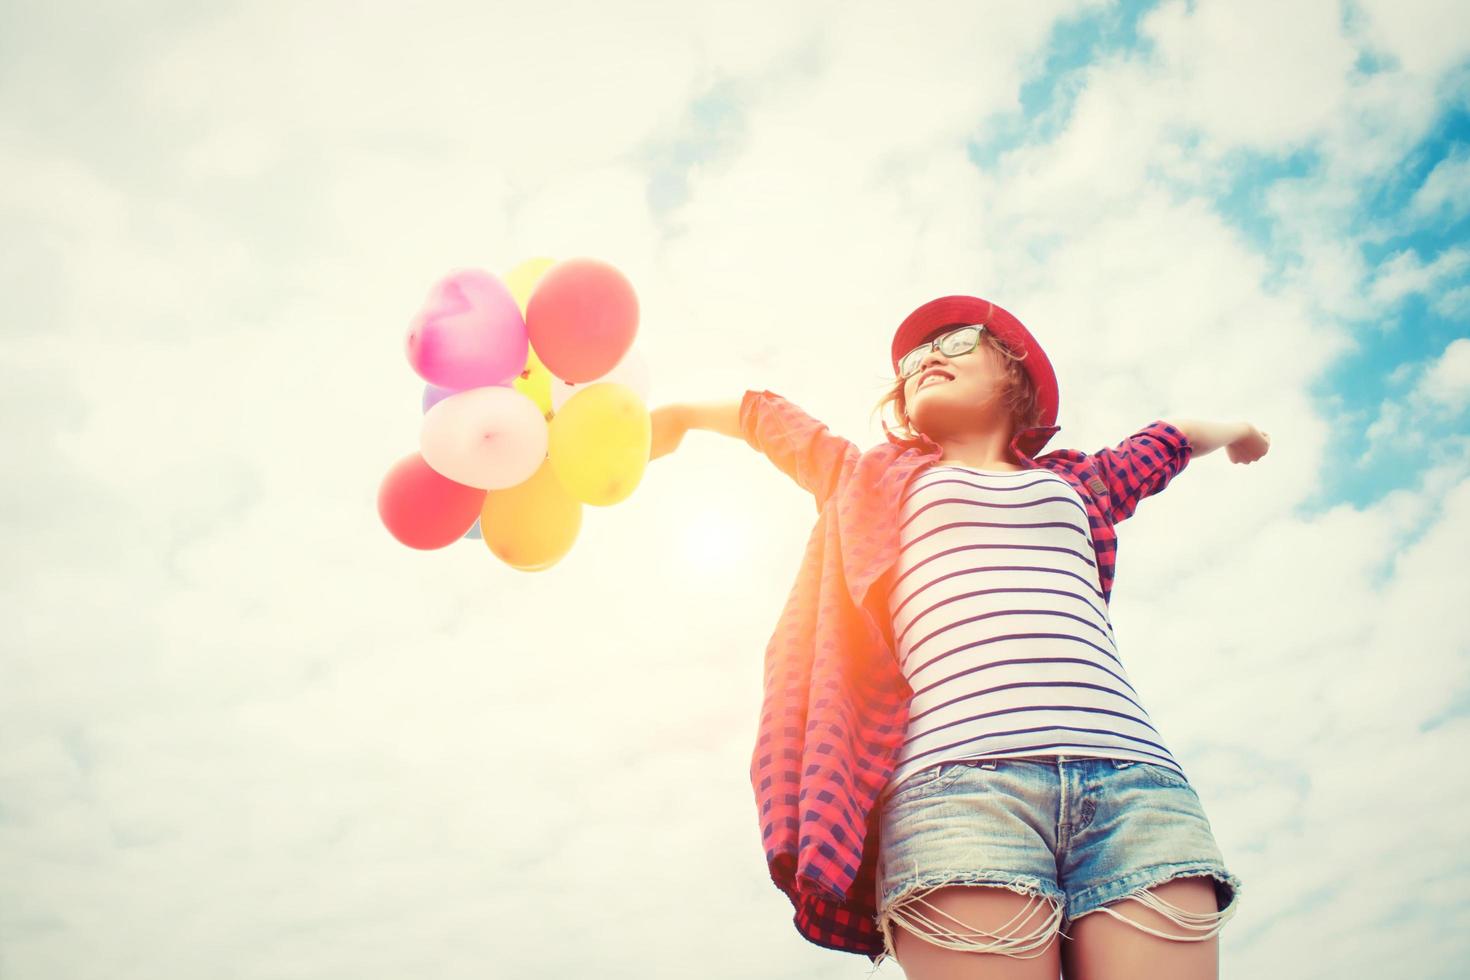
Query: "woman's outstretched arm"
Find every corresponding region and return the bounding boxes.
[650,391,859,508]
[648,399,740,462]
[682,399,743,439]
[1165,419,1271,463]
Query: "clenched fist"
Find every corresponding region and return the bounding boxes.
[1227,425,1270,464]
[649,405,690,462]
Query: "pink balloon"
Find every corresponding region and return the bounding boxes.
[420,386,549,490]
[524,258,638,383]
[407,269,528,390]
[378,452,485,550]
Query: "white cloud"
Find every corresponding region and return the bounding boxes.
[1434,282,1470,317]
[1409,144,1470,223]
[1363,336,1470,459]
[1354,0,1470,77]
[1140,0,1358,152]
[1368,246,1470,305]
[1419,336,1470,410]
[1363,395,1416,454]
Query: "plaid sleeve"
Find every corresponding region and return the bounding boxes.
[740,389,860,509]
[1090,420,1193,524]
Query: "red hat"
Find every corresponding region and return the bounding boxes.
[890,295,1060,458]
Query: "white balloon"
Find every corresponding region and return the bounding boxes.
[420,385,548,490]
[550,345,651,413]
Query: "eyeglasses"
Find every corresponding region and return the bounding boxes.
[897,324,986,379]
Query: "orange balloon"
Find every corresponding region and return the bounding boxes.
[480,457,583,571]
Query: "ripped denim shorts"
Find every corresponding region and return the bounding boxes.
[873,755,1243,967]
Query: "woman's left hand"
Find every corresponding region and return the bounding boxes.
[1227,425,1270,464]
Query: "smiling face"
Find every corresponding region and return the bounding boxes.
[900,327,1014,441]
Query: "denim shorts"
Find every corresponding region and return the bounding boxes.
[874,755,1243,965]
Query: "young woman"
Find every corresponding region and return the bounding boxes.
[650,295,1267,980]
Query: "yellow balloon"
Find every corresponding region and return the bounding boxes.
[513,345,554,419]
[481,456,583,571]
[547,383,651,507]
[503,256,557,315]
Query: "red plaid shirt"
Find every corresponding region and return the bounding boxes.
[738,388,1194,961]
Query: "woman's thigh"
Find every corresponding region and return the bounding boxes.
[1061,875,1221,980]
[890,884,1064,980]
[1058,759,1244,979]
[874,759,1068,973]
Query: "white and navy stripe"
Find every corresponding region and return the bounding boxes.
[884,462,1185,793]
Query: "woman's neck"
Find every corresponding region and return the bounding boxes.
[932,428,1022,470]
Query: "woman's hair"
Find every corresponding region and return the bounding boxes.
[870,329,1044,444]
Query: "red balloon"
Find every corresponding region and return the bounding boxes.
[524,258,638,383]
[378,452,486,550]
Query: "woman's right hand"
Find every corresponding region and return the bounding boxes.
[649,404,689,461]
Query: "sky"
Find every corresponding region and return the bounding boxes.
[2,0,1468,977]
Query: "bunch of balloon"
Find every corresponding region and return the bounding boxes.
[376,256,653,571]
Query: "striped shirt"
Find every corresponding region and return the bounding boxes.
[884,461,1183,794]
